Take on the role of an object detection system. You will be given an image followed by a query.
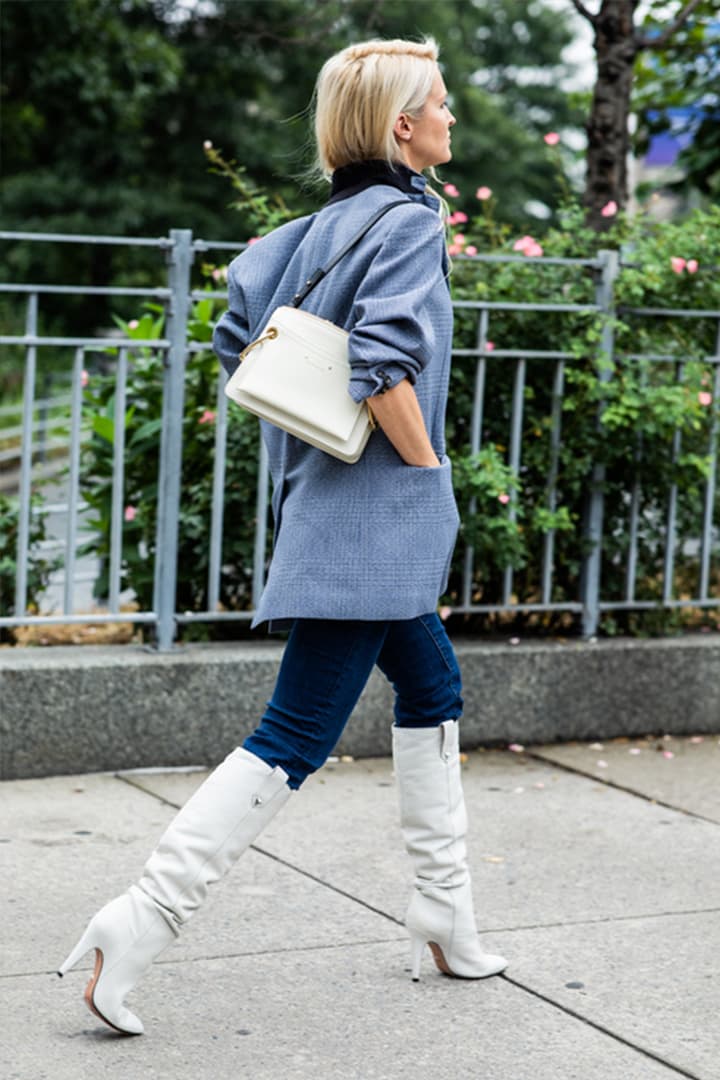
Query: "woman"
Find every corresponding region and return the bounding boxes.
[58,37,507,1036]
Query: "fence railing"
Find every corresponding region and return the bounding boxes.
[1,228,718,648]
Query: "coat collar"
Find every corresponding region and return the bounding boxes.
[327,160,430,205]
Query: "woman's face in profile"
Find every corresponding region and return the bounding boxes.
[399,67,456,173]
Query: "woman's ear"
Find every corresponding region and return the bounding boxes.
[393,112,413,144]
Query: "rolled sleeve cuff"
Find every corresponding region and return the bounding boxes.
[348,361,413,403]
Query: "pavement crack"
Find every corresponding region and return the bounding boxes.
[525,751,720,825]
[250,843,405,927]
[500,972,705,1080]
[489,906,720,934]
[16,936,407,979]
[115,772,191,810]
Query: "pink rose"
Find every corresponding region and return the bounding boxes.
[476,186,492,200]
[687,259,699,273]
[443,183,460,197]
[199,410,216,424]
[600,201,618,217]
[454,211,468,224]
[465,245,478,256]
[447,243,463,256]
[670,257,686,274]
[124,506,137,522]
[543,132,560,146]
[453,233,466,246]
[81,370,89,388]
[698,391,713,407]
[485,340,495,351]
[513,235,535,253]
[127,319,139,330]
[498,493,510,504]
[247,236,261,246]
[525,241,544,257]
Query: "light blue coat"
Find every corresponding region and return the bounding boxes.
[212,179,459,627]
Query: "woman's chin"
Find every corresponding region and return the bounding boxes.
[427,151,453,169]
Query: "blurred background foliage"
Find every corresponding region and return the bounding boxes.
[634,6,720,202]
[1,0,582,244]
[2,0,717,326]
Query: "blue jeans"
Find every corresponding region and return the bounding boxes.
[244,613,463,789]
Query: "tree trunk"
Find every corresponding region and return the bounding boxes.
[583,0,639,231]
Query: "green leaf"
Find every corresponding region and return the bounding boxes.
[92,415,115,443]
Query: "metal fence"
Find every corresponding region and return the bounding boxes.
[1,228,718,649]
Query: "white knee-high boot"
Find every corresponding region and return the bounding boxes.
[58,748,291,1034]
[392,721,507,981]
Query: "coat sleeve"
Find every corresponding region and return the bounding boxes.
[212,254,251,378]
[347,208,447,403]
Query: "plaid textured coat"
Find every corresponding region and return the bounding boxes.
[212,177,459,627]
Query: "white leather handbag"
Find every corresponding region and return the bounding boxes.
[224,199,409,464]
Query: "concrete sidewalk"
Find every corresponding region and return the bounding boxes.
[1,734,718,1080]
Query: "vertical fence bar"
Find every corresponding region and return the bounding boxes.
[108,348,128,612]
[625,365,647,604]
[581,250,619,637]
[14,293,38,616]
[154,229,193,650]
[698,338,720,600]
[541,360,565,604]
[63,347,85,614]
[462,309,489,608]
[252,434,270,610]
[38,372,51,464]
[207,370,229,611]
[502,358,526,604]
[662,362,684,604]
[625,471,642,603]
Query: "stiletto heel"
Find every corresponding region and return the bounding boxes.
[410,934,425,981]
[57,925,95,977]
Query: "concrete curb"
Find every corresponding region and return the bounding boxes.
[1,635,719,779]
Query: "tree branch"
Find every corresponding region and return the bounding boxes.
[570,0,598,24]
[636,0,705,50]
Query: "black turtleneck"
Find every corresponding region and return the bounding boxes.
[327,160,427,205]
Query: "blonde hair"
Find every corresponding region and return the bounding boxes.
[314,38,439,175]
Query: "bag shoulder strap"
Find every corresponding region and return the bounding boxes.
[291,199,411,308]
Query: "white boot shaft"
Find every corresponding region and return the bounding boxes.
[138,747,291,927]
[393,721,507,980]
[393,721,469,890]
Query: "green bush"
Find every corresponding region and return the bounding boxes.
[79,301,266,628]
[446,197,720,634]
[0,493,59,635]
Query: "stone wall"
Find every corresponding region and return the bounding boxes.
[1,636,718,779]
